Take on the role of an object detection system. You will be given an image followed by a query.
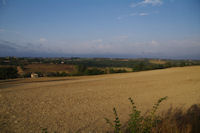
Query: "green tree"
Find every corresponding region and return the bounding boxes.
[0,67,18,80]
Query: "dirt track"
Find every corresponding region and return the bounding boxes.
[0,66,200,132]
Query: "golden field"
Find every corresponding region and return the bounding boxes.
[0,66,200,132]
[149,59,166,64]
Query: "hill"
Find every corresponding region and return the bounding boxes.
[0,66,200,132]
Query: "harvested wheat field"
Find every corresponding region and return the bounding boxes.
[0,66,200,132]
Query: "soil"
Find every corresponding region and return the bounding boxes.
[0,66,200,132]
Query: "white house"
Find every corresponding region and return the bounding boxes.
[31,73,38,78]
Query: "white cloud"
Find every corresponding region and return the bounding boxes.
[151,40,159,46]
[117,15,129,20]
[139,13,149,16]
[118,12,150,20]
[2,36,199,59]
[39,38,47,43]
[142,0,162,5]
[129,13,137,16]
[130,12,149,16]
[0,29,20,34]
[117,16,123,20]
[47,38,200,58]
[0,29,5,32]
[91,39,103,43]
[130,0,163,7]
[115,35,129,41]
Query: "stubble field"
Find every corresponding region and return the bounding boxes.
[0,66,200,132]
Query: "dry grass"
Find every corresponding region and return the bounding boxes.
[0,66,200,132]
[110,67,132,71]
[149,59,166,64]
[153,104,200,133]
[106,98,200,133]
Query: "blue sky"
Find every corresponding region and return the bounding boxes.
[0,0,200,59]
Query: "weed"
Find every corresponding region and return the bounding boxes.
[105,96,168,133]
[105,107,122,133]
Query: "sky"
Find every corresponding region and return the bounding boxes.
[0,0,200,59]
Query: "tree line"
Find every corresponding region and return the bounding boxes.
[1,57,200,80]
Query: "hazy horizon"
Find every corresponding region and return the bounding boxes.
[0,0,200,59]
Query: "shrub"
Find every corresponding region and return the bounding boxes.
[105,107,122,133]
[76,65,87,75]
[46,72,68,77]
[109,68,127,74]
[35,72,44,77]
[85,68,105,75]
[105,96,168,133]
[23,72,32,78]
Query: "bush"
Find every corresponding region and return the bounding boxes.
[105,96,168,133]
[35,72,44,77]
[23,72,32,78]
[85,68,105,75]
[75,65,105,76]
[46,72,68,77]
[109,68,127,74]
[76,65,87,75]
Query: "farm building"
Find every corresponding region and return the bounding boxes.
[31,73,38,78]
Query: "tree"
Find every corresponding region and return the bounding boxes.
[76,65,87,75]
[0,67,18,80]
